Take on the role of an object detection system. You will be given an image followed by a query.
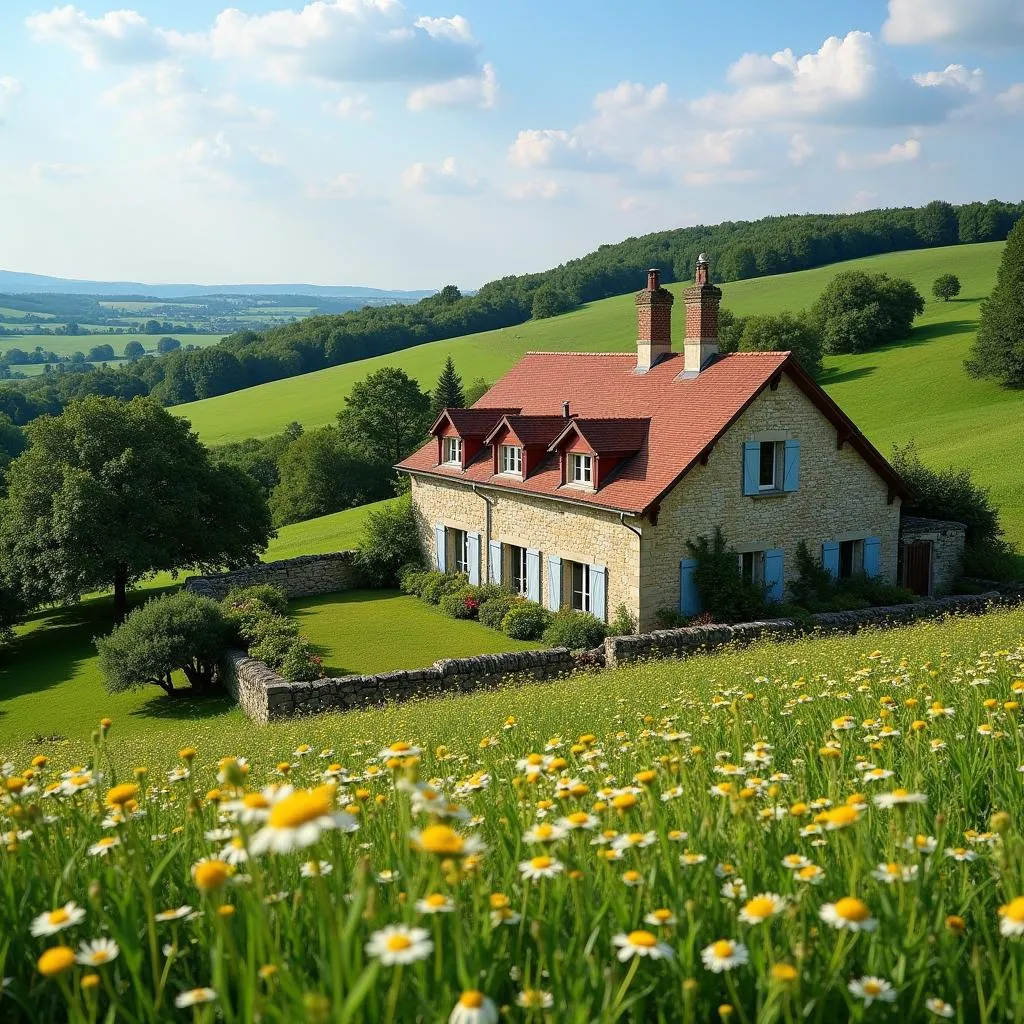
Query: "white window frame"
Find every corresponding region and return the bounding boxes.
[443,437,463,466]
[568,560,592,613]
[838,538,865,579]
[448,528,469,574]
[758,441,781,492]
[506,544,528,596]
[739,550,766,587]
[569,453,593,486]
[500,444,523,475]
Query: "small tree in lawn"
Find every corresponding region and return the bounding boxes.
[0,395,272,622]
[431,356,465,416]
[96,591,227,695]
[932,274,961,302]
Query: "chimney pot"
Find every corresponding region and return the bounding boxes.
[562,400,570,418]
[647,268,660,291]
[683,253,722,376]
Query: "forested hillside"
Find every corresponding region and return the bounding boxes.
[0,199,1019,428]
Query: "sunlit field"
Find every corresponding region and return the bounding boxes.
[3,604,1024,1021]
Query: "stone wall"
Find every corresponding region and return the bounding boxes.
[184,551,360,602]
[604,590,1006,668]
[899,516,966,596]
[228,647,578,724]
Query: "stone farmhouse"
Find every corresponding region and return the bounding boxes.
[398,256,920,632]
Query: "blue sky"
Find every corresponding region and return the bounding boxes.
[0,0,1021,288]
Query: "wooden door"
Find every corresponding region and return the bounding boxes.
[903,541,933,596]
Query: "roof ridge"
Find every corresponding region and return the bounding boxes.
[524,351,636,357]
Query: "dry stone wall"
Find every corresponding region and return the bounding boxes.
[185,551,360,601]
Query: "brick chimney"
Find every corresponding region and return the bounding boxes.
[682,253,722,375]
[635,268,674,373]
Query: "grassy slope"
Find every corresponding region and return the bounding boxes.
[0,333,225,358]
[176,243,1022,545]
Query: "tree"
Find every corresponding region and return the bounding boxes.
[95,591,227,695]
[355,493,422,586]
[0,411,25,480]
[464,377,491,406]
[156,336,181,354]
[187,348,246,399]
[87,344,115,362]
[932,274,961,302]
[124,340,146,361]
[915,200,958,247]
[531,284,575,320]
[738,312,824,378]
[145,320,164,335]
[431,356,465,415]
[810,271,924,354]
[269,426,390,527]
[966,219,1024,388]
[337,367,431,467]
[438,284,462,304]
[0,396,272,622]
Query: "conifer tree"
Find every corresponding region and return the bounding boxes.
[966,219,1024,387]
[432,356,465,415]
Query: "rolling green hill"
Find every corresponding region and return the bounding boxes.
[176,242,1023,542]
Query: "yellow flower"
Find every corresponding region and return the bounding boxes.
[178,747,197,762]
[192,859,232,892]
[772,963,799,983]
[611,793,637,811]
[38,946,76,977]
[105,783,139,808]
[81,973,100,990]
[414,824,465,855]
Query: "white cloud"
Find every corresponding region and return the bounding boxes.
[912,65,984,92]
[26,5,192,69]
[883,0,1024,46]
[407,63,497,111]
[507,128,618,172]
[0,76,21,120]
[173,131,287,191]
[851,188,880,209]
[690,32,973,127]
[592,81,669,114]
[684,168,761,186]
[208,0,482,90]
[402,156,481,195]
[31,162,92,181]
[996,83,1024,113]
[306,172,364,200]
[837,138,921,170]
[506,178,566,201]
[331,94,373,120]
[787,132,814,165]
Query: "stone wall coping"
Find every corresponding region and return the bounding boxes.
[899,516,967,534]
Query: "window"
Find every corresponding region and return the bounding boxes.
[448,528,469,574]
[758,441,781,491]
[507,544,528,596]
[500,444,523,475]
[740,550,766,587]
[569,453,593,486]
[569,561,591,612]
[839,539,864,579]
[443,437,463,465]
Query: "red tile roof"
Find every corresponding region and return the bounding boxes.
[399,351,907,514]
[484,414,567,447]
[432,406,520,438]
[549,417,649,455]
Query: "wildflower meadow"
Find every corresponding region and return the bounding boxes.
[3,607,1024,1023]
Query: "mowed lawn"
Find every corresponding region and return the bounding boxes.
[291,589,540,676]
[175,243,1024,545]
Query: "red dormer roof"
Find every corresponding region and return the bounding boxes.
[548,417,649,456]
[431,406,520,439]
[399,350,908,515]
[484,414,568,448]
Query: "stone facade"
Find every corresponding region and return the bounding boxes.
[412,375,900,633]
[640,374,900,629]
[228,647,577,724]
[899,516,966,596]
[184,551,360,601]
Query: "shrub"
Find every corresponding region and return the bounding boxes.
[224,584,288,617]
[654,608,688,629]
[279,639,324,682]
[479,593,522,631]
[439,587,479,620]
[501,602,550,640]
[810,271,924,354]
[247,615,301,669]
[95,591,227,695]
[421,572,467,605]
[609,603,638,636]
[963,537,1021,581]
[687,529,768,623]
[399,565,428,595]
[355,493,423,587]
[542,609,608,650]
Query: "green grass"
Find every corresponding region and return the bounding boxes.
[292,589,540,676]
[1,333,225,359]
[259,500,393,559]
[174,243,1024,545]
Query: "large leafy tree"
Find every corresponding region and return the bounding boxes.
[966,219,1024,388]
[737,312,824,378]
[337,367,431,467]
[810,271,924,354]
[0,396,272,621]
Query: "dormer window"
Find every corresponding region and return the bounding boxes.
[500,444,523,475]
[569,453,593,486]
[443,437,463,466]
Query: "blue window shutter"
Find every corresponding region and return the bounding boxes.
[822,541,839,578]
[526,549,541,603]
[547,556,562,611]
[764,549,784,603]
[783,440,800,492]
[679,558,700,616]
[589,564,607,622]
[467,532,480,585]
[434,524,446,572]
[743,441,760,496]
[863,536,881,578]
[488,541,502,585]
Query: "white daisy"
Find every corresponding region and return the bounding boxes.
[522,822,568,844]
[248,786,357,856]
[174,988,217,1008]
[154,906,192,922]
[925,998,955,1018]
[448,991,499,1024]
[299,860,333,878]
[819,897,877,932]
[700,939,749,973]
[88,836,120,857]
[738,892,787,925]
[612,930,674,961]
[945,847,978,862]
[848,976,896,1006]
[365,925,433,965]
[75,938,120,966]
[416,893,455,914]
[873,789,927,809]
[871,862,918,884]
[518,855,563,881]
[30,902,86,936]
